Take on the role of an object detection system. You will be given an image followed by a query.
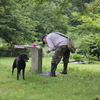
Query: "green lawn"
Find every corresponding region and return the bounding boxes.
[0,57,100,100]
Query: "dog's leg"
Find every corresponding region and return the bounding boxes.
[22,68,25,80]
[17,68,21,80]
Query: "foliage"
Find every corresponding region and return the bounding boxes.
[71,0,94,13]
[76,34,100,59]
[88,55,98,61]
[85,0,100,13]
[67,2,100,59]
[72,53,83,62]
[68,0,100,35]
[69,12,100,36]
[0,0,100,59]
[0,0,37,45]
[34,0,73,7]
[0,0,70,46]
[30,2,68,36]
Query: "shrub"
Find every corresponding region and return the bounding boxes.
[88,55,98,61]
[72,53,83,62]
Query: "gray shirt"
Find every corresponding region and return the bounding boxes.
[46,32,68,51]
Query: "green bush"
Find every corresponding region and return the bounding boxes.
[73,53,83,62]
[88,55,98,61]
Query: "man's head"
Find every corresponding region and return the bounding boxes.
[41,34,47,45]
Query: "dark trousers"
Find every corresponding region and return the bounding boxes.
[51,45,70,65]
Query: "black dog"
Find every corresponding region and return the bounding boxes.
[12,54,29,80]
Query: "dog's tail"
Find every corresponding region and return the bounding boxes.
[12,59,17,75]
[12,67,14,75]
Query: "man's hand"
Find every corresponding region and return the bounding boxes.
[46,50,50,53]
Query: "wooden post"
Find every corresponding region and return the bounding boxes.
[14,45,42,74]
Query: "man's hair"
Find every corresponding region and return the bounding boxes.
[41,34,47,44]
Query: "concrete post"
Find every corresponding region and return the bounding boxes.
[14,45,42,74]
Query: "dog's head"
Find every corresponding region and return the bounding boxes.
[19,54,29,62]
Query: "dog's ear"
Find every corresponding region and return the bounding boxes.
[19,54,23,59]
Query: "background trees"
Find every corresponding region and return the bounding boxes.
[0,0,100,59]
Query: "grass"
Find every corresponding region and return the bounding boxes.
[0,57,100,100]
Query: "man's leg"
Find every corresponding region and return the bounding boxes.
[60,48,70,74]
[50,63,57,77]
[60,62,68,74]
[50,46,67,77]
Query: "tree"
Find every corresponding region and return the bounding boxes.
[85,0,100,13]
[29,2,68,38]
[77,34,100,59]
[66,0,100,58]
[0,0,38,46]
[71,0,94,12]
[0,0,70,45]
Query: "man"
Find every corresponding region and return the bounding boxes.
[42,32,70,77]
